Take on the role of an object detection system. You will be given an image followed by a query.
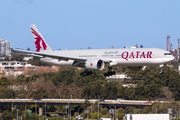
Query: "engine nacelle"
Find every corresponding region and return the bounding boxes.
[85,59,104,70]
[127,66,146,71]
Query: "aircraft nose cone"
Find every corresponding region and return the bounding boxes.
[170,55,175,61]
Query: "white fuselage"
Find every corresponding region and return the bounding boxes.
[39,48,174,67]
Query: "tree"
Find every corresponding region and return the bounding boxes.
[91,81,102,99]
[51,68,76,85]
[10,54,24,61]
[1,110,12,120]
[0,77,10,86]
[100,107,108,115]
[81,99,91,108]
[74,70,105,88]
[17,75,26,83]
[117,84,126,98]
[101,82,117,99]
[81,83,93,98]
[91,112,103,119]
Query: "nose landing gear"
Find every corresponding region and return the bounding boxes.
[160,64,165,74]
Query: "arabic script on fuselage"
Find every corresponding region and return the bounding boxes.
[104,51,119,54]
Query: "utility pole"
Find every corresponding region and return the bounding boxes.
[178,108,179,120]
[70,109,74,120]
[98,100,99,120]
[156,108,157,114]
[78,108,83,116]
[35,100,37,114]
[17,109,19,120]
[11,102,14,110]
[25,95,27,110]
[114,105,116,120]
[68,102,70,118]
[91,104,92,115]
[45,102,47,118]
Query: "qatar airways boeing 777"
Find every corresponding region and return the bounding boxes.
[13,24,174,76]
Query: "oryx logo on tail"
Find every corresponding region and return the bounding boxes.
[31,28,47,52]
[30,24,52,52]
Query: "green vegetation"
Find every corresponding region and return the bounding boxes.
[1,54,180,119]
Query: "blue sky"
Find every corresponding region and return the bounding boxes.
[0,0,180,50]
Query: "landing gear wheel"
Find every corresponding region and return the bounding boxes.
[104,73,107,77]
[104,72,110,77]
[80,73,84,77]
[89,71,92,75]
[80,70,92,76]
[109,71,113,76]
[86,72,89,76]
[103,68,116,77]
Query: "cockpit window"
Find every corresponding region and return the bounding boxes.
[164,53,172,55]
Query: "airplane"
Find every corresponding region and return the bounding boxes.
[13,24,174,76]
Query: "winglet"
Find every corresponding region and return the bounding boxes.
[30,24,52,52]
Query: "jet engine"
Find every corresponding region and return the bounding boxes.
[85,59,104,70]
[127,66,146,71]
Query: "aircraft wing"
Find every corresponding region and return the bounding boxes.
[12,53,43,58]
[13,48,112,62]
[13,48,87,61]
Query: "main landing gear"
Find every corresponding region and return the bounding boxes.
[104,67,116,77]
[80,70,92,77]
[80,67,116,77]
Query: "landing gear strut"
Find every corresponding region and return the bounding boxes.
[80,69,92,77]
[104,67,116,77]
[160,64,165,74]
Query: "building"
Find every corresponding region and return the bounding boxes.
[106,73,132,82]
[35,66,60,72]
[124,114,169,120]
[122,84,137,88]
[0,61,35,76]
[0,39,11,59]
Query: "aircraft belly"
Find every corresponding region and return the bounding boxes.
[112,58,169,66]
[40,57,172,68]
